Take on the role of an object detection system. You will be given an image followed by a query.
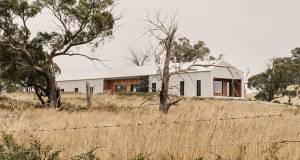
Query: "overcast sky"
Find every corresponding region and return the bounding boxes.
[30,0,300,77]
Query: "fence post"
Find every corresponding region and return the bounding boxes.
[86,81,92,108]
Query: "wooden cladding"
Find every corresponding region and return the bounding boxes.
[104,77,148,92]
[213,78,241,97]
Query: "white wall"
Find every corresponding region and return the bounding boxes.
[57,79,104,94]
[149,71,212,97]
[210,60,245,97]
[57,60,244,98]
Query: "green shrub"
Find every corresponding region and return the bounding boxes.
[0,132,60,160]
[0,133,100,160]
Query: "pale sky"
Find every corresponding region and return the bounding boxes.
[29,0,300,77]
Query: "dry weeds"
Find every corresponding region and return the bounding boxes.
[0,92,299,160]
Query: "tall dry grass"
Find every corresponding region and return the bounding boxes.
[0,92,299,160]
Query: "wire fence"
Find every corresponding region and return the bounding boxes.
[0,113,298,133]
[0,113,299,157]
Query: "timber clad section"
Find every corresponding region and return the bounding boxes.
[213,78,241,97]
[104,77,148,92]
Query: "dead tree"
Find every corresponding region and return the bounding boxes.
[144,11,244,113]
[129,48,151,66]
[145,11,180,113]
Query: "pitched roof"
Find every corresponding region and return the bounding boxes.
[56,60,222,81]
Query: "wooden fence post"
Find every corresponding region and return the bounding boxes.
[86,81,92,108]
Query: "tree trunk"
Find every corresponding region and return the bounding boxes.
[34,86,45,106]
[46,72,61,108]
[159,56,171,113]
[159,85,170,113]
[159,42,173,113]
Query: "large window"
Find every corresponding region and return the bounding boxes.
[131,85,140,92]
[213,78,242,97]
[116,85,126,92]
[180,81,184,96]
[214,80,223,94]
[197,80,201,96]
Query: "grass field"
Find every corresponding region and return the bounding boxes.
[0,92,299,160]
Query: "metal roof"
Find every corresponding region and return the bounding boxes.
[56,60,222,81]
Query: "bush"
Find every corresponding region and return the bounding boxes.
[0,133,99,160]
[0,132,60,160]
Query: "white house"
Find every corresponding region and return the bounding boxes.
[57,59,245,98]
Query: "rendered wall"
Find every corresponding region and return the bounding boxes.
[148,72,212,97]
[57,79,104,94]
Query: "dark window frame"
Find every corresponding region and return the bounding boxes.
[75,88,79,93]
[90,87,94,94]
[131,84,140,92]
[180,81,184,96]
[197,80,201,96]
[152,83,156,92]
[116,85,126,92]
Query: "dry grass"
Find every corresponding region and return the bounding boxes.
[0,92,300,160]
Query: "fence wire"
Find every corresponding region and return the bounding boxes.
[0,113,299,156]
[0,113,298,133]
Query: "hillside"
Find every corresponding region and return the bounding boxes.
[0,92,299,160]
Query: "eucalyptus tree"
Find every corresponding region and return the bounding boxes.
[0,0,115,107]
[248,49,300,102]
[171,37,210,63]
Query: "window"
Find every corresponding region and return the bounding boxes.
[90,87,94,94]
[152,83,156,92]
[131,85,140,92]
[197,80,201,96]
[60,89,64,93]
[116,85,126,92]
[180,81,184,96]
[214,80,223,94]
[75,88,79,93]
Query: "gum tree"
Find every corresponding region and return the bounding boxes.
[0,0,115,107]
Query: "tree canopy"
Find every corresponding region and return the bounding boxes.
[248,49,300,101]
[171,37,210,63]
[0,0,116,106]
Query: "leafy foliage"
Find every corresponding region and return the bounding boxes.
[171,37,210,62]
[0,0,115,107]
[0,132,60,160]
[0,132,101,160]
[248,49,300,101]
